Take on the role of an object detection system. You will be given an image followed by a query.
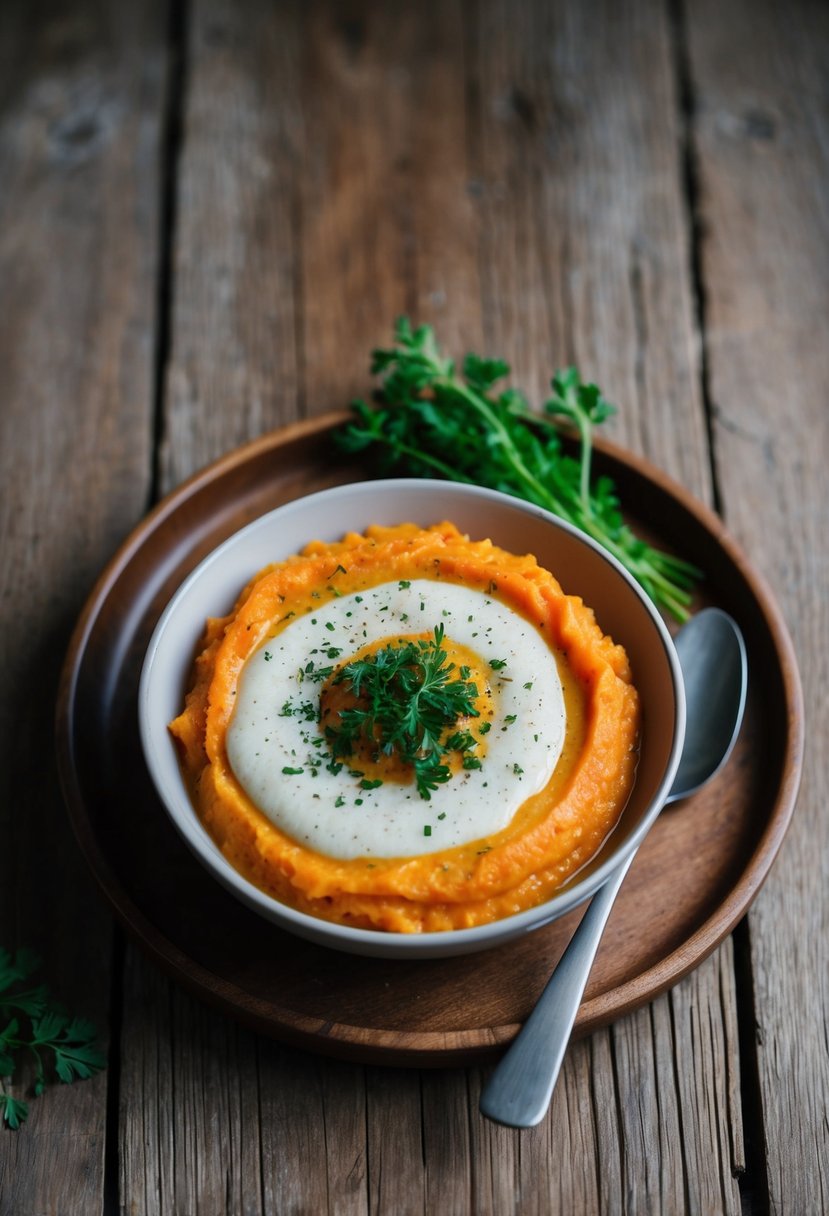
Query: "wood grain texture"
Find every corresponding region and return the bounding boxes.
[9,0,824,1209]
[685,0,829,1208]
[159,0,304,488]
[105,0,760,1212]
[0,0,166,1210]
[297,1,488,410]
[106,2,753,1216]
[259,1042,368,1215]
[466,0,713,501]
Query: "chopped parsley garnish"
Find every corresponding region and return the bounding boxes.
[489,658,508,671]
[282,766,304,775]
[444,729,476,753]
[398,580,411,589]
[304,663,335,683]
[324,623,481,800]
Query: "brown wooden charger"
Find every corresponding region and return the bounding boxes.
[55,414,803,1066]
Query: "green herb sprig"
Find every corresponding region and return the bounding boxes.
[326,624,481,799]
[0,947,106,1130]
[335,318,699,620]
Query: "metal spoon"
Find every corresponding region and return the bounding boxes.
[479,607,748,1129]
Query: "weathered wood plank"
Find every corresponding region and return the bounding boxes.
[159,0,304,489]
[666,941,745,1209]
[421,1070,473,1215]
[118,950,178,1216]
[0,1,167,1211]
[298,0,486,390]
[609,947,743,1214]
[120,948,269,1216]
[685,0,829,1208]
[259,1042,368,1216]
[295,2,419,416]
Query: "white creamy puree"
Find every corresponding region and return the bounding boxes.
[226,580,566,859]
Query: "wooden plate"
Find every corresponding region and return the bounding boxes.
[56,414,803,1066]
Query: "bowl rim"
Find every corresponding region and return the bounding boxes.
[138,477,686,955]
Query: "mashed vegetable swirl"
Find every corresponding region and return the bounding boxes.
[169,522,639,933]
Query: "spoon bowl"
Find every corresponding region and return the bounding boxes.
[479,607,748,1128]
[667,608,747,802]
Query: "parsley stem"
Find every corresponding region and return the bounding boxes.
[379,433,477,486]
[437,378,556,511]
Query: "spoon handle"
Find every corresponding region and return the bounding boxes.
[479,850,636,1129]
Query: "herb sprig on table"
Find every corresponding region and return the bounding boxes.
[325,624,482,799]
[335,318,699,621]
[0,947,106,1129]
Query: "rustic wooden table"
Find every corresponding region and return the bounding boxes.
[1,0,826,1212]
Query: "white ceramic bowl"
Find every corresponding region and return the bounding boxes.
[139,479,685,958]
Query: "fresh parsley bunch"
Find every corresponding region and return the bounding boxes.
[0,947,106,1129]
[336,318,699,620]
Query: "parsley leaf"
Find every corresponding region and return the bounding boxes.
[0,948,105,1130]
[0,1094,27,1130]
